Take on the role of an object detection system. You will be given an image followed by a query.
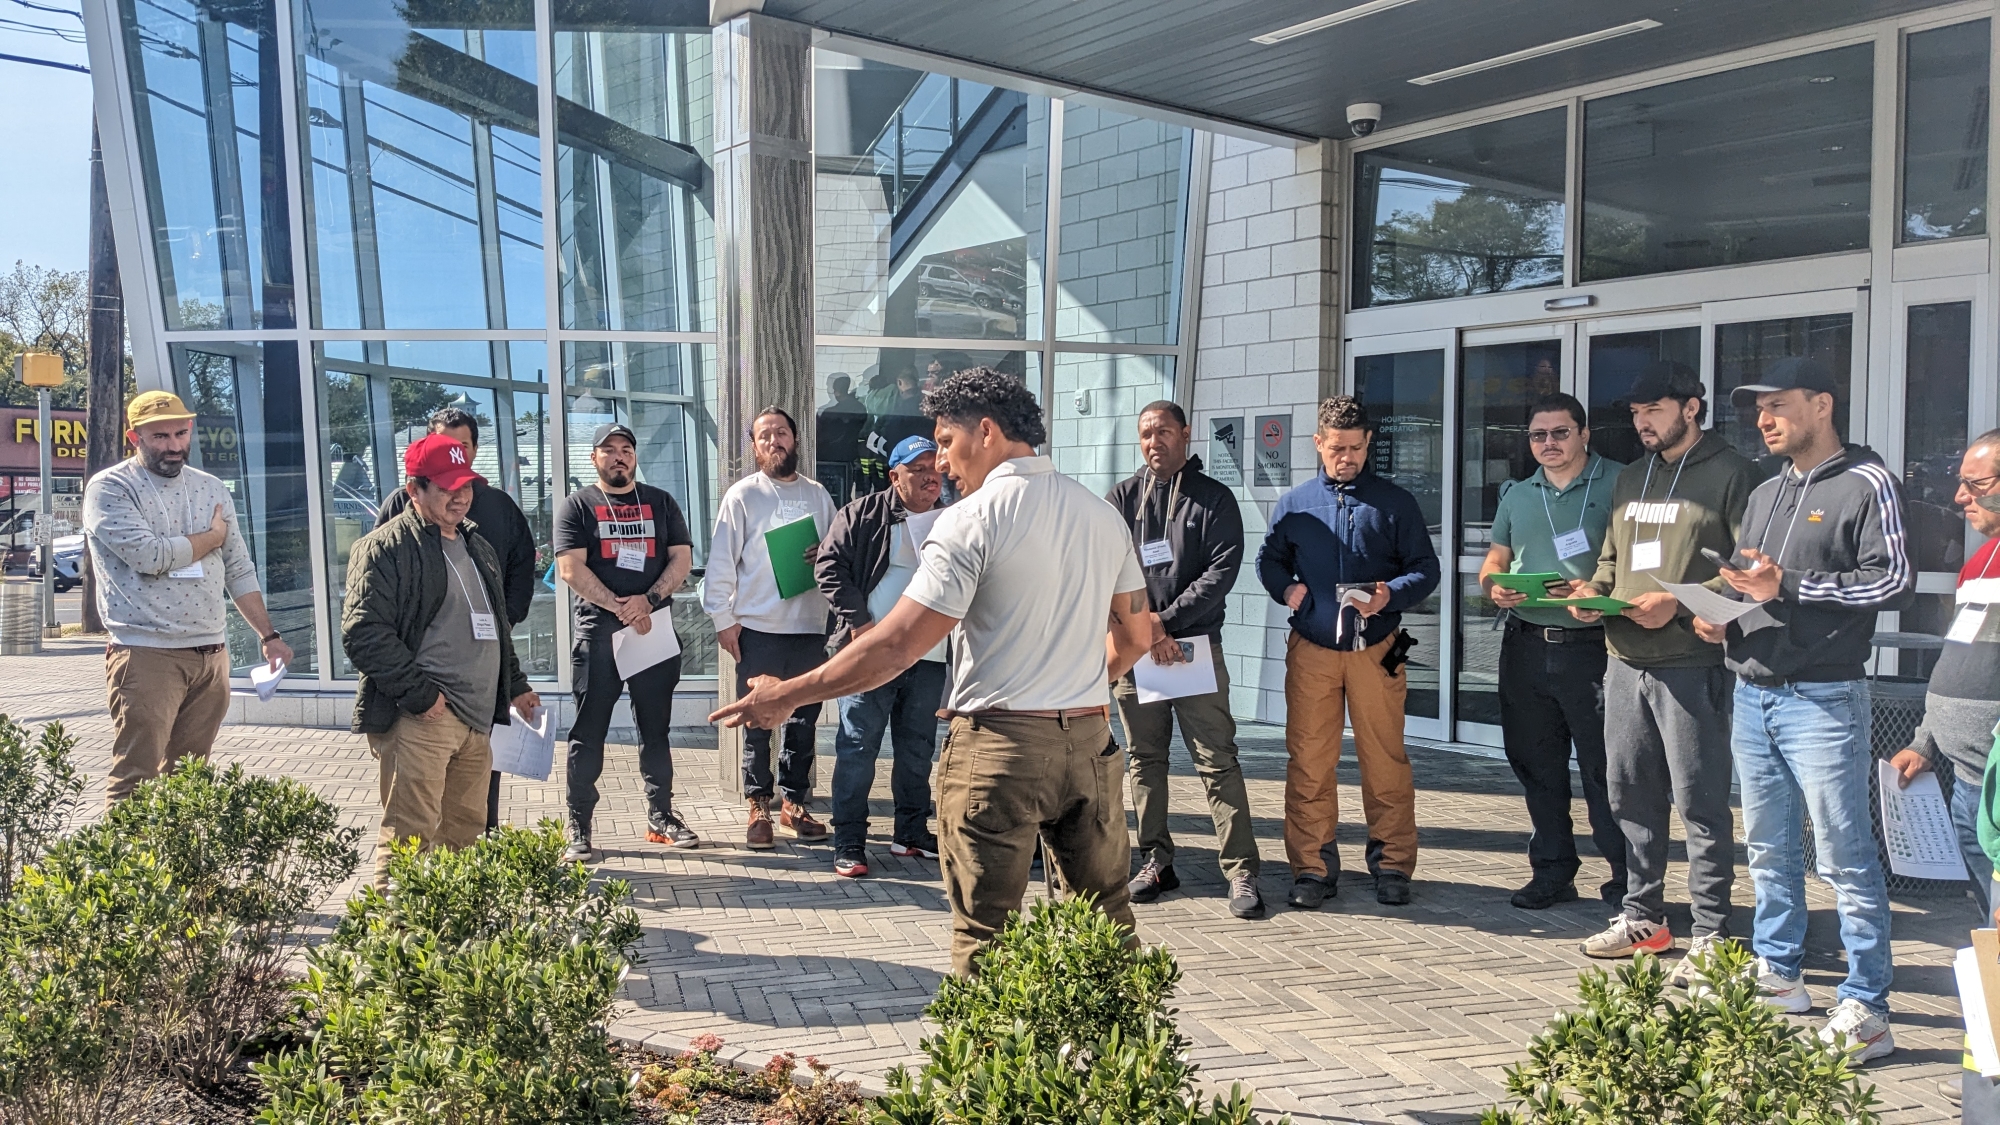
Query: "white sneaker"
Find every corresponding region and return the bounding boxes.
[1755,957,1812,1014]
[1670,933,1728,989]
[1579,915,1675,959]
[1818,997,1894,1063]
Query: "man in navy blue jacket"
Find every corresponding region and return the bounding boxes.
[1257,395,1441,908]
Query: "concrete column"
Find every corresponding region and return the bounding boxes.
[710,14,815,789]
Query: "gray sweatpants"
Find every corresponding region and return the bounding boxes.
[1604,659,1737,937]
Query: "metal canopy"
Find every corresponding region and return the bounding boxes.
[759,0,1969,140]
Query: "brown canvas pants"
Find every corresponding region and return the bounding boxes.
[368,710,492,890]
[935,711,1136,977]
[1283,631,1416,881]
[104,644,232,805]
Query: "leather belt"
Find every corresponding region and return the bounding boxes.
[108,642,227,655]
[1505,618,1604,645]
[952,706,1109,724]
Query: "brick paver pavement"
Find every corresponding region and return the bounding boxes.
[4,637,1972,1123]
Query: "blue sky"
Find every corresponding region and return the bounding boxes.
[0,18,95,274]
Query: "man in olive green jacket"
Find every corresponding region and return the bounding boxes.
[343,434,538,888]
[1568,362,1758,974]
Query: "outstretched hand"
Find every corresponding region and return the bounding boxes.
[710,674,790,730]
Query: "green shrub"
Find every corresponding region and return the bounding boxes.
[100,760,360,1086]
[0,835,185,1125]
[875,896,1283,1125]
[257,823,644,1125]
[0,716,82,903]
[1482,942,1880,1125]
[925,893,1183,1060]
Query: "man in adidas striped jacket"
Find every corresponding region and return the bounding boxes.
[1690,357,1914,1063]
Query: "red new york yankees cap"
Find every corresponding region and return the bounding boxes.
[404,433,484,491]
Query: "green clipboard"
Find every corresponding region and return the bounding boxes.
[1488,571,1565,596]
[1521,594,1631,612]
[764,516,821,599]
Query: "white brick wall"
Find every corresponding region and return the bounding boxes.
[1188,136,1337,725]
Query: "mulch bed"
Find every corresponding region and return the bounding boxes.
[617,1043,785,1124]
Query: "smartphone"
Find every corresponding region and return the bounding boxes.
[1700,547,1747,572]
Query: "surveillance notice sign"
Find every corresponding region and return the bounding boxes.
[1207,416,1243,487]
[1253,414,1290,488]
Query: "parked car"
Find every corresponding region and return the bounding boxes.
[29,534,84,592]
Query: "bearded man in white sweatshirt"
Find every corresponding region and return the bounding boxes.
[703,406,836,847]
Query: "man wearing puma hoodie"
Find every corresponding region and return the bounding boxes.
[1570,362,1758,971]
[1694,358,1912,1062]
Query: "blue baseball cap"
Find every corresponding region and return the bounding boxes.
[887,435,938,470]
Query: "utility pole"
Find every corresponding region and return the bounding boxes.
[14,353,63,638]
[83,117,125,635]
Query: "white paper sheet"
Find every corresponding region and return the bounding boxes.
[1132,639,1219,704]
[612,605,682,680]
[490,706,554,781]
[250,660,287,702]
[1654,579,1766,625]
[1877,759,1971,881]
[1959,946,2000,1077]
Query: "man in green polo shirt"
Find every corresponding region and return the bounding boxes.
[1478,392,1629,910]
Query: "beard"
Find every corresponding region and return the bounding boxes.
[139,446,186,477]
[1639,414,1689,453]
[757,446,799,478]
[601,468,632,489]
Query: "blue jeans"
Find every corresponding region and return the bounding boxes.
[1733,678,1892,1013]
[1953,774,1995,920]
[830,660,949,852]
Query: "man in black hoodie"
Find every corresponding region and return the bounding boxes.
[1691,358,1912,1063]
[1105,402,1259,919]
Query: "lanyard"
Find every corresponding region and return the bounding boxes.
[1538,460,1594,540]
[140,465,197,537]
[1635,434,1698,548]
[441,543,494,621]
[1139,468,1183,544]
[1753,462,1823,569]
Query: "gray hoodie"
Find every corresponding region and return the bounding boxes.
[1721,444,1914,685]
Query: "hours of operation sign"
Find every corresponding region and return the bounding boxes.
[1252,413,1290,487]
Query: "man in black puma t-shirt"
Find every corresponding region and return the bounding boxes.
[552,423,694,860]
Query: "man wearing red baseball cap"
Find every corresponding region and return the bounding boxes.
[341,433,540,889]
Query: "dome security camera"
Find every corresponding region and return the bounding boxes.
[1347,102,1382,138]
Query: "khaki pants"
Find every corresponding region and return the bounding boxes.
[936,711,1136,977]
[368,711,492,890]
[1283,631,1416,881]
[1112,636,1259,879]
[104,644,232,805]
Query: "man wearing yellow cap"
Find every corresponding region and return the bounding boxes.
[82,391,292,802]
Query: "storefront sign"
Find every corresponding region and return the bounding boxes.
[0,408,87,473]
[1253,413,1290,488]
[1207,416,1243,487]
[197,415,242,469]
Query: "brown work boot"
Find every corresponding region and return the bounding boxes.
[778,800,828,840]
[745,797,774,850]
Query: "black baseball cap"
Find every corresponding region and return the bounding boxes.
[1730,357,1840,409]
[592,422,638,448]
[1625,360,1704,406]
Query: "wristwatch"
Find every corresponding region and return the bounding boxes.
[261,630,282,643]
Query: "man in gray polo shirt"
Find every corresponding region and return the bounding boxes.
[1477,392,1627,910]
[713,367,1151,976]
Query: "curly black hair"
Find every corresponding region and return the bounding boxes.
[922,366,1046,447]
[1316,394,1370,433]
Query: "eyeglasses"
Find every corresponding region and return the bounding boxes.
[1527,427,1576,444]
[1959,473,2000,493]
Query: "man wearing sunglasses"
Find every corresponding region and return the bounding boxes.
[1478,393,1628,911]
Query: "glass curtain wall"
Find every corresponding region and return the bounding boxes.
[813,50,1194,507]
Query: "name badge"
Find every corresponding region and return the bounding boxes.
[1947,605,1988,645]
[1960,578,2000,605]
[1552,528,1592,560]
[1139,539,1174,567]
[1631,540,1663,572]
[169,559,205,579]
[615,542,647,571]
[470,611,499,641]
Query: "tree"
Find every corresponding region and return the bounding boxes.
[1370,188,1563,305]
[0,261,89,409]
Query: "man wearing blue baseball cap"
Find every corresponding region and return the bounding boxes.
[814,434,950,877]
